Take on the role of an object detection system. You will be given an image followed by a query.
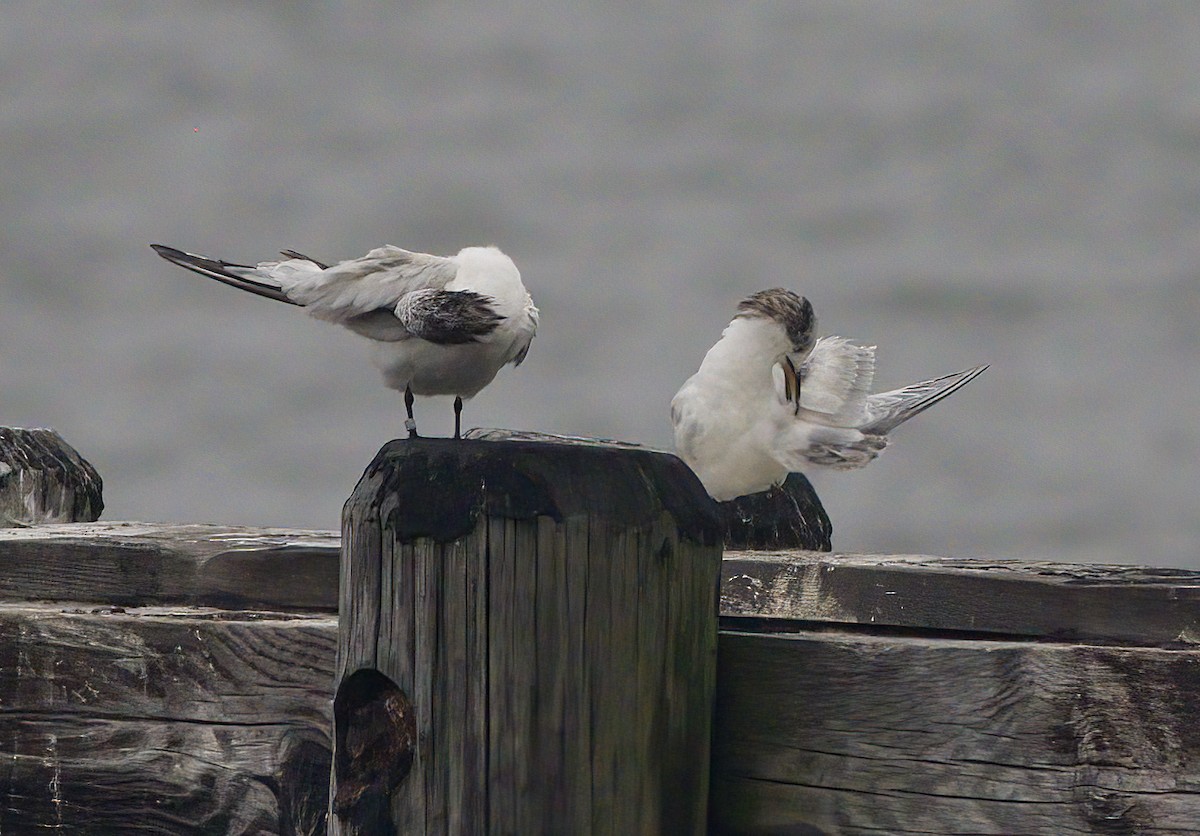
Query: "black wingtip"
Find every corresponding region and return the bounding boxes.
[149,243,301,306]
[150,243,181,258]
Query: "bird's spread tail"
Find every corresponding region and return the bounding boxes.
[860,364,988,435]
[150,244,301,306]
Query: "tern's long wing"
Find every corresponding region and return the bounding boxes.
[151,244,300,305]
[271,245,460,321]
[860,365,988,435]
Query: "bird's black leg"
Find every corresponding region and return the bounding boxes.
[404,385,418,438]
[453,396,463,440]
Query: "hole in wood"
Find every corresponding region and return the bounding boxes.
[332,669,417,821]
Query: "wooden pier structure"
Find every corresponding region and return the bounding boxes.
[2,431,1199,833]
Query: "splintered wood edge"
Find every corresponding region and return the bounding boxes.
[0,521,340,546]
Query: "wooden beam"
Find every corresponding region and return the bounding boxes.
[0,601,336,833]
[711,628,1200,835]
[722,550,1200,646]
[0,523,339,612]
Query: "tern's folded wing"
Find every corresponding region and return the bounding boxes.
[269,246,461,322]
[770,421,885,472]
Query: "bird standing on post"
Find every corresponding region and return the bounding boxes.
[152,242,538,438]
[671,288,986,501]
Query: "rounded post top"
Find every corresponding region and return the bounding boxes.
[344,436,721,546]
[0,427,103,526]
[719,473,832,551]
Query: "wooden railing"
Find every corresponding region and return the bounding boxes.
[2,432,1199,834]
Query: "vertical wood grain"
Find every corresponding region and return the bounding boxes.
[333,438,722,834]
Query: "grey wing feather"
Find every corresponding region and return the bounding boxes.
[151,244,299,305]
[797,336,876,421]
[341,309,411,342]
[287,246,460,318]
[860,365,988,435]
[510,338,534,366]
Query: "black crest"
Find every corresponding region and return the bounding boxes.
[736,289,816,352]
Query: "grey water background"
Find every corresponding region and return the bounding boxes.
[3,2,1199,567]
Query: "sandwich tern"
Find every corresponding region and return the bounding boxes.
[152,243,538,438]
[671,288,986,501]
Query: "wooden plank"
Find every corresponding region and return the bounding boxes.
[381,539,424,836]
[584,517,617,834]
[674,525,719,829]
[722,550,1200,645]
[0,523,339,611]
[0,602,336,833]
[464,527,488,831]
[19,526,1195,647]
[412,538,439,835]
[436,537,463,830]
[32,527,1193,647]
[711,628,1200,835]
[486,515,516,830]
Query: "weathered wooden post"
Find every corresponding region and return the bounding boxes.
[718,472,831,551]
[331,436,722,834]
[0,428,103,526]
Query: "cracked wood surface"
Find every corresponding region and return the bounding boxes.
[0,601,336,834]
[711,630,1200,835]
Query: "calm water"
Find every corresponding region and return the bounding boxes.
[3,1,1200,567]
